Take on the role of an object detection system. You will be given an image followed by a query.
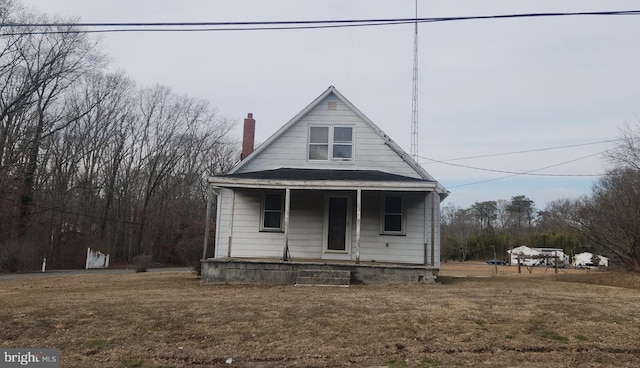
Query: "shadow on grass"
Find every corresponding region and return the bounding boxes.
[436,275,524,286]
[436,276,491,285]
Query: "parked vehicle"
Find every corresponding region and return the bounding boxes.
[486,258,508,265]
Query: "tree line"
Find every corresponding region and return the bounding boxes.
[442,125,640,272]
[0,1,238,271]
[3,1,640,274]
[543,125,640,272]
[441,195,587,263]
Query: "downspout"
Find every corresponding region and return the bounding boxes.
[227,190,236,258]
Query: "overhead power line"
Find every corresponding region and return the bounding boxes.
[418,138,624,188]
[1,10,639,35]
[442,138,621,162]
[420,150,606,178]
[427,149,609,189]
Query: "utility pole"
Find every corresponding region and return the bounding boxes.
[410,0,419,161]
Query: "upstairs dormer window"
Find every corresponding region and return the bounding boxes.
[308,125,354,162]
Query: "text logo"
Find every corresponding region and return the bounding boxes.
[0,349,59,368]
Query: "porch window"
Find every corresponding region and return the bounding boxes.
[382,195,405,235]
[308,125,353,162]
[261,192,284,231]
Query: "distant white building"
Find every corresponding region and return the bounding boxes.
[507,246,568,266]
[534,247,569,266]
[573,252,609,268]
[507,246,541,266]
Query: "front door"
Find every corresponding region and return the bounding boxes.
[324,194,351,256]
[328,197,348,251]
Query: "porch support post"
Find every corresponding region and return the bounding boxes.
[227,190,236,258]
[282,188,291,261]
[355,188,362,264]
[423,192,428,266]
[431,191,436,266]
[202,184,214,259]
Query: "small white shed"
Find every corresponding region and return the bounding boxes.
[573,252,609,268]
[85,248,109,269]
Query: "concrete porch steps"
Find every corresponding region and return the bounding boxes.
[295,269,351,286]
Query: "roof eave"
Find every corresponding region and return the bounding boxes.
[207,176,438,192]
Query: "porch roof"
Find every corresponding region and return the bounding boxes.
[208,168,440,192]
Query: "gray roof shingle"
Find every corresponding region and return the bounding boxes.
[223,168,431,182]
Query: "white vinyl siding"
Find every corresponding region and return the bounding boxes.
[357,192,426,264]
[214,188,233,258]
[287,192,325,259]
[236,96,422,178]
[217,190,325,259]
[216,189,436,265]
[427,192,441,267]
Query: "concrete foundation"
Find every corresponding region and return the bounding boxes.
[200,258,438,285]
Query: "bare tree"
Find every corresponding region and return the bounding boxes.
[128,85,235,259]
[495,199,510,229]
[1,10,104,235]
[0,3,239,270]
[607,122,640,171]
[506,195,536,229]
[547,169,640,272]
[38,72,135,262]
[441,204,476,261]
[470,201,497,231]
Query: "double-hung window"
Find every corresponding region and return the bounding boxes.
[381,194,405,235]
[309,127,329,161]
[261,192,284,231]
[308,125,353,162]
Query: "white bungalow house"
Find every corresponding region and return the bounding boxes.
[201,86,448,284]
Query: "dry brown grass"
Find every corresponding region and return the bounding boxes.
[2,263,640,367]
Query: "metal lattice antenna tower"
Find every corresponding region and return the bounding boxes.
[410,0,419,161]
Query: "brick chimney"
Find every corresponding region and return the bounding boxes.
[241,113,255,160]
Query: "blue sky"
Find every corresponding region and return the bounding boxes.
[19,0,640,209]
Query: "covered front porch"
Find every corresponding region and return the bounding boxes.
[203,169,442,264]
[201,168,446,284]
